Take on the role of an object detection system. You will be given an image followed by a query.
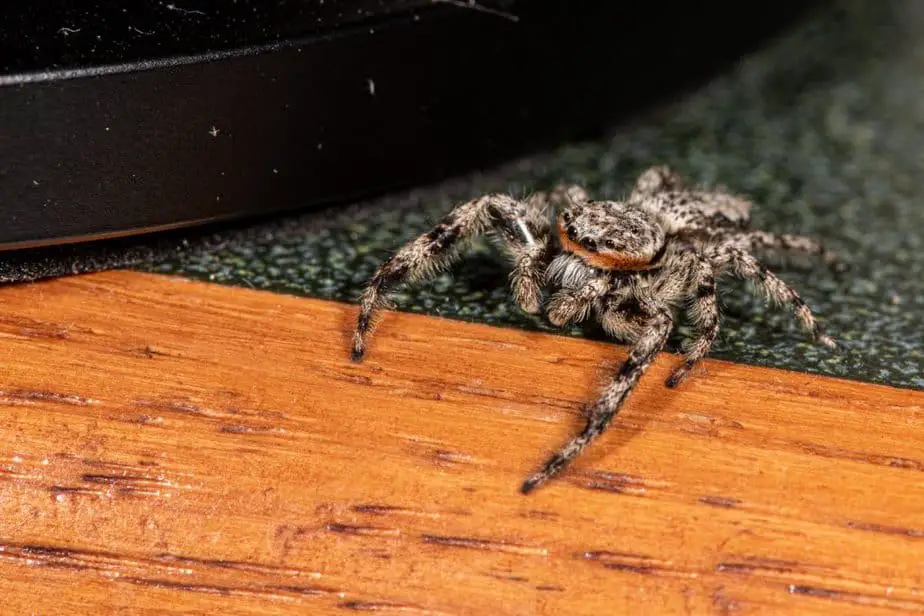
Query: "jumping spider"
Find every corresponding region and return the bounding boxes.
[351,166,841,493]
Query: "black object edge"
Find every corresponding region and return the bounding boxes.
[0,1,816,251]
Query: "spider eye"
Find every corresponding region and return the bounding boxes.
[604,239,617,250]
[561,211,573,223]
[566,225,578,241]
[582,237,597,250]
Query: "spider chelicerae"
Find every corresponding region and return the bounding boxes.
[350,166,842,493]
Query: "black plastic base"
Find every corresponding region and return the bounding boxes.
[0,1,815,249]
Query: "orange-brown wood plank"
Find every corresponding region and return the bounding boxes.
[0,271,922,615]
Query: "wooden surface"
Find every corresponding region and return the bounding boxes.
[1,271,923,616]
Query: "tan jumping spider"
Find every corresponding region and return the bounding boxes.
[351,166,841,493]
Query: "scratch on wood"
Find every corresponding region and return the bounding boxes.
[0,315,72,340]
[135,398,212,417]
[788,584,843,600]
[0,469,39,482]
[386,388,444,401]
[81,473,171,488]
[789,440,924,472]
[218,424,285,435]
[80,458,142,469]
[0,389,98,406]
[351,504,447,519]
[716,556,801,575]
[134,397,283,425]
[133,345,171,358]
[109,413,165,426]
[0,544,94,570]
[421,534,548,557]
[50,485,107,498]
[518,509,559,521]
[582,551,698,578]
[153,553,321,578]
[335,373,374,386]
[51,469,176,500]
[845,520,924,538]
[121,577,337,601]
[569,470,669,496]
[698,495,741,509]
[483,570,529,583]
[393,432,445,446]
[787,584,924,610]
[0,542,325,584]
[676,412,745,435]
[448,384,578,412]
[339,601,453,614]
[455,384,509,398]
[430,449,479,466]
[326,523,401,537]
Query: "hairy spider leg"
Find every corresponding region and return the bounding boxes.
[711,248,837,349]
[666,257,720,387]
[716,229,847,273]
[630,165,687,197]
[545,277,609,328]
[351,193,552,361]
[521,308,673,493]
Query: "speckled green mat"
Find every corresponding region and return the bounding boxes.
[145,0,923,390]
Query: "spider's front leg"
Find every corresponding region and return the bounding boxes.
[545,277,609,328]
[521,306,674,493]
[666,256,720,388]
[351,192,554,361]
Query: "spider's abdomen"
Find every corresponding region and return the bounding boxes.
[647,190,751,233]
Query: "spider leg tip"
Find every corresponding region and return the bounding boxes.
[519,474,544,494]
[665,366,691,388]
[350,347,366,363]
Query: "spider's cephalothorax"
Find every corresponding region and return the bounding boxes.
[351,166,842,493]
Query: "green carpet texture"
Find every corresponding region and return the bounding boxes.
[147,0,923,390]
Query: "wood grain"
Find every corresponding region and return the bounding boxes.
[0,271,922,616]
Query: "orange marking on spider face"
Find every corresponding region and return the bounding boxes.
[557,219,652,271]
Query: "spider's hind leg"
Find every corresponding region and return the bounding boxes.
[711,247,837,349]
[722,230,847,274]
[351,192,554,361]
[630,165,687,198]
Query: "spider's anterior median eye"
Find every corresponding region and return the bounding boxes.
[583,237,597,250]
[604,239,618,250]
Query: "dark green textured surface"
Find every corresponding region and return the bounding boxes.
[147,0,923,390]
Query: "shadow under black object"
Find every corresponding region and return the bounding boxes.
[0,0,818,277]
